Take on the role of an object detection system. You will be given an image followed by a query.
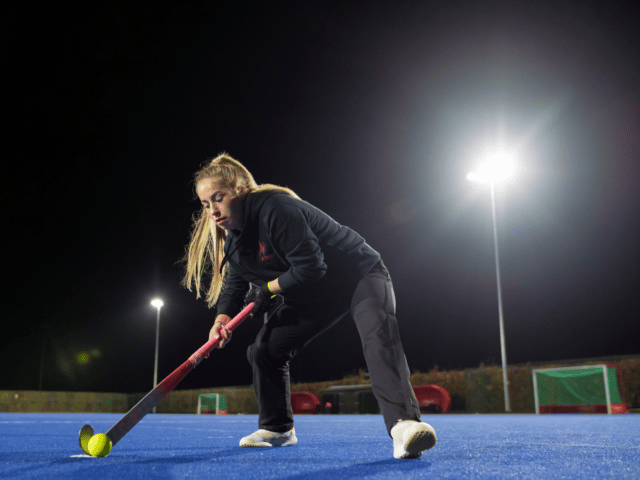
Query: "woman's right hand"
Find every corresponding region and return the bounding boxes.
[209,314,233,348]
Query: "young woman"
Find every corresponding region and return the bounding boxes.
[183,153,436,459]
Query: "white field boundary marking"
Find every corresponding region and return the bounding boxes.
[0,420,86,424]
[129,425,238,432]
[152,419,257,423]
[303,434,382,438]
[502,440,640,449]
[0,419,258,426]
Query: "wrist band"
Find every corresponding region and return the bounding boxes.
[267,282,275,294]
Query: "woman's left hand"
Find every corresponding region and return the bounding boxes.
[244,284,277,318]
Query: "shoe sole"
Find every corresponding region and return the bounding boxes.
[400,424,437,459]
[239,437,297,447]
[239,440,271,447]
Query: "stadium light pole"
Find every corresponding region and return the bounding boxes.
[150,298,164,413]
[467,149,515,413]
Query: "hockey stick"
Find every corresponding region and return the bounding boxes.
[79,302,255,455]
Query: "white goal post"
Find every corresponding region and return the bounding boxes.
[532,364,613,414]
[197,393,228,414]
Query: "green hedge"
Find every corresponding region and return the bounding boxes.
[0,391,132,413]
[2,355,637,414]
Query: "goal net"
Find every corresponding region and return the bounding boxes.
[532,364,628,414]
[197,393,228,415]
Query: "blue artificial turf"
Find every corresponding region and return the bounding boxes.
[1,413,638,479]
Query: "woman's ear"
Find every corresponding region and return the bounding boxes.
[236,184,248,196]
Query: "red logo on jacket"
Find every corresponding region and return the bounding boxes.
[259,242,275,262]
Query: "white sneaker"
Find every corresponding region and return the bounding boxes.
[239,428,297,447]
[390,420,437,459]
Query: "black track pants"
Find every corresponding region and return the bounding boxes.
[246,261,421,435]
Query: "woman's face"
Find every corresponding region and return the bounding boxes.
[197,178,246,231]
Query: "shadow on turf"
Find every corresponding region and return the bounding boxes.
[0,447,257,479]
[279,458,432,480]
[2,446,431,479]
[128,449,432,479]
[113,449,432,480]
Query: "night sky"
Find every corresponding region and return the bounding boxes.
[3,1,639,394]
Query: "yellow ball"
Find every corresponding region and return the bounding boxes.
[88,434,112,457]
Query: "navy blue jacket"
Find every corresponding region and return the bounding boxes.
[216,190,380,317]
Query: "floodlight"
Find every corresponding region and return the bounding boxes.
[467,147,517,184]
[150,299,164,309]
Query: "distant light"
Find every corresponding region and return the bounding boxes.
[151,298,164,309]
[76,352,89,364]
[467,146,517,184]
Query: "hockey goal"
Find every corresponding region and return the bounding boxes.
[532,364,628,414]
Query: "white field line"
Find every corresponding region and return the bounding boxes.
[0,420,81,424]
[502,440,640,449]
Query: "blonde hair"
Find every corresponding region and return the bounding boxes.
[181,153,299,308]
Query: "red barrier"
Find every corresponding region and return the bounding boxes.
[413,385,451,413]
[291,391,321,414]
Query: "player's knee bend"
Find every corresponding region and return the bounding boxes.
[247,341,287,369]
[246,343,255,366]
[352,307,400,346]
[351,279,395,319]
[352,305,388,331]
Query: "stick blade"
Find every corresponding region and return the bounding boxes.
[79,424,94,455]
